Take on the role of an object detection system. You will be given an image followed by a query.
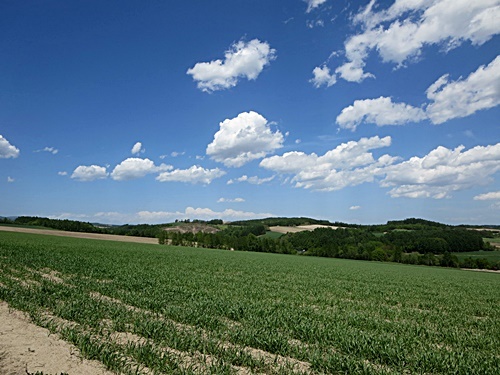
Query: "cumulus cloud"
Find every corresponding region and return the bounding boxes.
[350,205,361,210]
[58,171,68,176]
[111,158,172,181]
[474,191,500,200]
[305,0,328,13]
[7,176,14,183]
[0,135,20,159]
[426,55,500,124]
[329,0,500,83]
[156,165,226,184]
[260,136,397,191]
[337,55,500,129]
[217,197,245,203]
[131,142,144,155]
[260,136,500,198]
[381,143,500,198]
[187,39,276,92]
[310,65,337,88]
[71,165,108,182]
[336,96,427,130]
[206,111,284,167]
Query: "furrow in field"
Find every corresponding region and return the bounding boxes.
[90,290,314,374]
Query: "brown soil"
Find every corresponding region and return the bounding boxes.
[269,224,339,234]
[164,223,220,234]
[0,226,158,244]
[0,301,112,375]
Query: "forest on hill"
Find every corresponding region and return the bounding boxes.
[2,216,498,270]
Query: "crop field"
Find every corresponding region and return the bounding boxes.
[485,237,500,249]
[0,231,499,374]
[453,250,500,262]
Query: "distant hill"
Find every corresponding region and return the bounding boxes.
[228,217,355,228]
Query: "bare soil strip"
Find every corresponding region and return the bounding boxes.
[269,225,339,234]
[0,225,158,244]
[0,301,112,375]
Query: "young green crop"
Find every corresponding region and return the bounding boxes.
[0,231,499,374]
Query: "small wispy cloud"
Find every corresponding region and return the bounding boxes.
[217,197,245,203]
[35,146,58,155]
[171,151,185,157]
[227,175,275,185]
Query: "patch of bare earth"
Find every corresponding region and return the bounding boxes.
[0,226,158,244]
[0,301,112,375]
[269,225,339,234]
[164,223,220,234]
[461,268,500,274]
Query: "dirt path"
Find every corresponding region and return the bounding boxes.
[0,226,158,244]
[0,301,113,375]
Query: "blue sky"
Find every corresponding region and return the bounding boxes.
[1,0,499,225]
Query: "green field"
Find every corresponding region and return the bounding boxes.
[262,230,284,239]
[486,237,500,247]
[0,231,499,374]
[453,250,500,262]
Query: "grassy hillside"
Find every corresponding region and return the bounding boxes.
[453,250,500,262]
[0,231,498,374]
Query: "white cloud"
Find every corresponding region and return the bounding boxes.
[217,197,245,203]
[336,56,500,129]
[260,136,500,198]
[171,151,185,157]
[336,96,427,131]
[0,135,20,159]
[335,60,374,83]
[474,191,500,200]
[306,19,325,28]
[71,165,108,182]
[7,176,14,183]
[35,146,58,155]
[187,39,276,92]
[350,205,361,210]
[305,0,328,13]
[260,136,396,191]
[206,111,284,167]
[227,175,275,185]
[310,65,337,88]
[156,165,225,184]
[381,143,500,198]
[426,55,500,124]
[332,0,500,83]
[58,171,68,176]
[131,142,144,155]
[111,158,172,181]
